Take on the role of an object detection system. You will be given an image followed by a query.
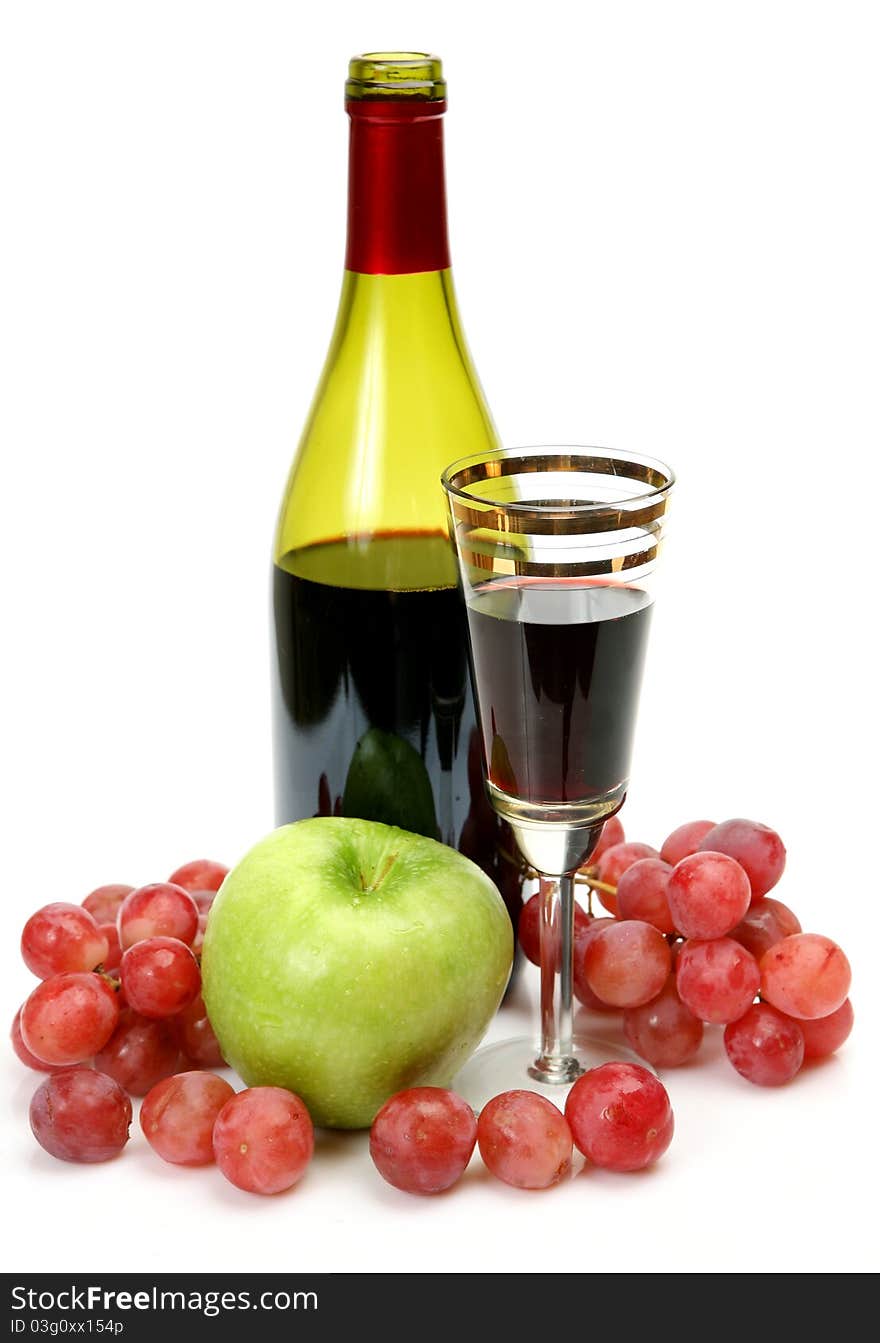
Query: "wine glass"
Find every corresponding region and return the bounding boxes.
[441,446,675,1109]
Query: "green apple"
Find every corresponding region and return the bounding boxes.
[201,817,512,1129]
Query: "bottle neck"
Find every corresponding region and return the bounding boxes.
[345,100,451,276]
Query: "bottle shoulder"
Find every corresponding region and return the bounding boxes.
[275,270,499,561]
[310,270,493,420]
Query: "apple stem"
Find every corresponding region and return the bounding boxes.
[359,850,399,893]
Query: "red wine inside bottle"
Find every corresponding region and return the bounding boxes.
[466,579,653,806]
[273,534,468,833]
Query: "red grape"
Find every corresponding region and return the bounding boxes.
[676,938,760,1024]
[120,937,201,1019]
[517,892,590,967]
[30,1069,131,1163]
[573,918,617,1010]
[192,891,216,914]
[623,977,704,1067]
[11,1007,78,1073]
[594,842,660,915]
[477,1091,572,1189]
[190,913,209,958]
[659,819,715,867]
[98,922,122,972]
[141,1071,235,1165]
[82,884,133,924]
[586,814,626,866]
[585,920,672,1008]
[21,903,109,980]
[698,818,786,902]
[616,859,675,933]
[724,1003,805,1086]
[565,1062,674,1172]
[213,1086,314,1194]
[797,998,854,1060]
[759,933,851,1020]
[730,897,801,960]
[118,883,199,950]
[668,938,685,969]
[94,1008,181,1095]
[369,1087,477,1194]
[168,859,228,894]
[666,851,751,940]
[173,993,225,1067]
[20,972,120,1065]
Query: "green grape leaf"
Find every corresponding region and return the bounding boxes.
[342,728,440,841]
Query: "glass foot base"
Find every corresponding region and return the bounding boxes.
[453,1033,650,1113]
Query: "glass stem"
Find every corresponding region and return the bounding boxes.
[529,870,582,1084]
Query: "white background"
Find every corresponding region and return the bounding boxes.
[1,0,878,1276]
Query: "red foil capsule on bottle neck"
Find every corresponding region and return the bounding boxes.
[345,99,451,276]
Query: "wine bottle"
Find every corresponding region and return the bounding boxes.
[272,53,523,931]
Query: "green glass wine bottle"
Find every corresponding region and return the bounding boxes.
[272,53,523,932]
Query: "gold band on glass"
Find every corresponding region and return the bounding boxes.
[443,448,674,581]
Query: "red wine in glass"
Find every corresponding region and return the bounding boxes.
[465,578,653,808]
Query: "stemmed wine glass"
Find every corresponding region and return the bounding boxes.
[441,446,675,1109]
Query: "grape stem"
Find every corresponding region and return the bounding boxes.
[504,847,617,899]
[575,869,616,918]
[504,850,617,922]
[575,873,617,897]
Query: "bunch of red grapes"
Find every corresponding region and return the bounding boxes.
[12,861,312,1194]
[519,815,854,1086]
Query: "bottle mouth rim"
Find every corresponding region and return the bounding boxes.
[346,52,446,101]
